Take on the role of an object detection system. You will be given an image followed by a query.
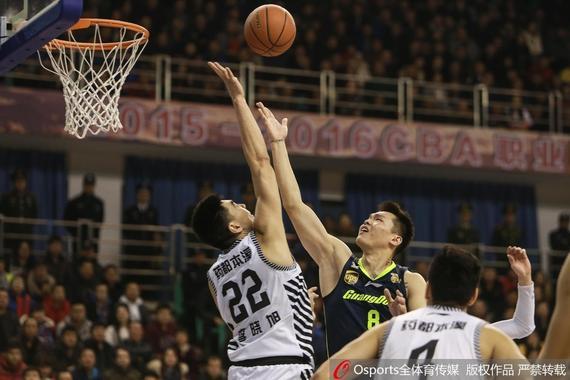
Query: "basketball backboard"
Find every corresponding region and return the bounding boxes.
[0,0,82,74]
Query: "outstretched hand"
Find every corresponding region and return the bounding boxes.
[385,288,407,316]
[506,246,532,286]
[208,61,244,100]
[256,102,288,142]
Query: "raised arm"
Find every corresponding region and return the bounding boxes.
[256,102,351,269]
[539,254,570,359]
[491,246,535,339]
[209,63,289,263]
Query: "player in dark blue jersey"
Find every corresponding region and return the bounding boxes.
[257,103,427,357]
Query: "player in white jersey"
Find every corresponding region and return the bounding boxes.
[312,246,527,380]
[191,62,313,379]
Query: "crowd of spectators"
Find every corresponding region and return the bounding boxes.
[1,167,569,378]
[76,0,570,131]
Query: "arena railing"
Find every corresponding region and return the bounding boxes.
[3,55,566,133]
[1,215,561,303]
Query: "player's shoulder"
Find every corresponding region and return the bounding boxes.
[403,270,426,285]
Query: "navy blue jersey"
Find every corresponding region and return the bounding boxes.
[323,256,408,356]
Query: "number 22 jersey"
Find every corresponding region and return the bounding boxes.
[207,232,314,367]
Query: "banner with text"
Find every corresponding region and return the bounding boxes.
[1,87,568,175]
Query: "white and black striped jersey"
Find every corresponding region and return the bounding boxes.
[207,232,314,370]
[380,305,486,361]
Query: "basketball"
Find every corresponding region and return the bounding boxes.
[244,4,296,57]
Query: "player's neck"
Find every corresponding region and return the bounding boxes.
[360,251,393,278]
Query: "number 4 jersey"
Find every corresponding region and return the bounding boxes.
[380,305,486,361]
[207,232,314,368]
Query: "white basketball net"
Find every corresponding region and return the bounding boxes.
[39,22,148,139]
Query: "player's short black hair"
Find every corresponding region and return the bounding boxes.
[428,246,481,307]
[378,201,414,257]
[191,194,237,250]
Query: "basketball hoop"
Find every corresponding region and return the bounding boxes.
[39,18,149,139]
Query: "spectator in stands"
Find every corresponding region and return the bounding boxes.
[173,329,201,379]
[0,343,26,380]
[11,241,36,277]
[84,323,114,371]
[0,288,20,351]
[20,317,47,367]
[43,285,70,326]
[479,267,504,321]
[104,304,130,347]
[103,348,141,380]
[197,356,225,380]
[118,283,149,326]
[56,303,92,342]
[122,183,161,281]
[56,371,73,380]
[43,236,69,285]
[0,258,12,289]
[337,212,356,237]
[29,306,55,347]
[142,372,160,380]
[0,169,38,259]
[447,202,480,246]
[549,213,570,275]
[146,304,177,354]
[182,250,209,336]
[102,265,123,306]
[507,97,534,130]
[68,260,98,304]
[53,328,81,372]
[72,348,101,380]
[535,301,550,339]
[492,203,523,272]
[22,367,41,380]
[73,242,102,276]
[123,322,152,373]
[87,283,112,325]
[147,348,188,380]
[27,263,55,301]
[64,173,105,253]
[9,275,34,318]
[549,213,570,251]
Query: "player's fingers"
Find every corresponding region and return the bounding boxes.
[308,286,319,297]
[384,288,394,303]
[256,102,269,117]
[282,118,288,127]
[507,254,515,265]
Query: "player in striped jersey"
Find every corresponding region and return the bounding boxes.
[191,62,313,379]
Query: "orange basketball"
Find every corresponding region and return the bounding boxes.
[244,4,296,57]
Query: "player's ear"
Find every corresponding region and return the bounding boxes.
[391,234,403,247]
[467,287,479,307]
[425,282,432,301]
[228,221,243,234]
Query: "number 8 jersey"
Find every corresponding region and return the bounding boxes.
[207,232,314,367]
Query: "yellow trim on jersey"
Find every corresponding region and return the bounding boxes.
[358,259,396,281]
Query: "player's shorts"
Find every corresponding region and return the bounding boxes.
[228,363,313,380]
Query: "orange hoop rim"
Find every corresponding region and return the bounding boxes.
[46,18,150,51]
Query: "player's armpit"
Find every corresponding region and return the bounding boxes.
[404,271,427,311]
[312,322,388,380]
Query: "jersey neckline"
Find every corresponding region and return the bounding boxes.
[357,258,396,281]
